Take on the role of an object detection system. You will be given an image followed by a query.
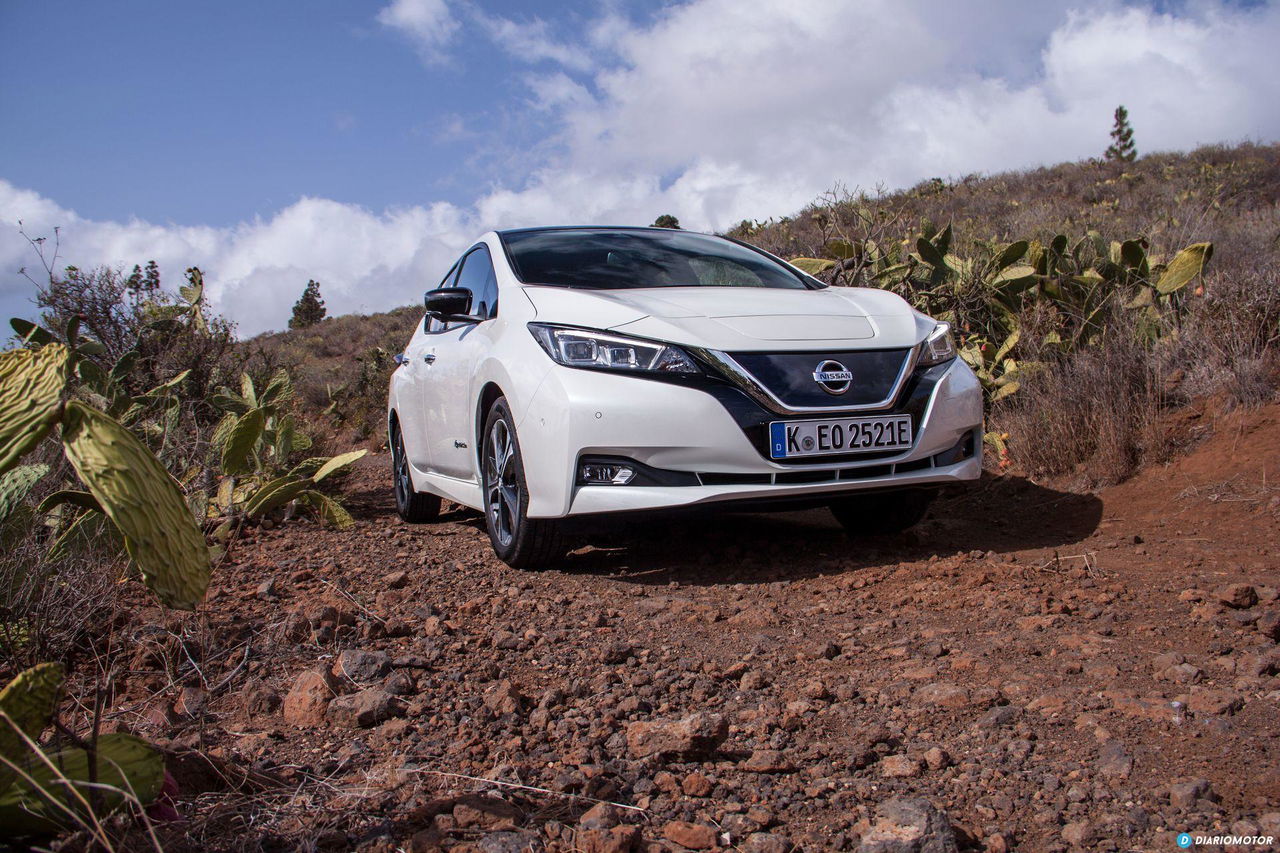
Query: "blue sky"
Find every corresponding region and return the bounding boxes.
[2,0,1278,334]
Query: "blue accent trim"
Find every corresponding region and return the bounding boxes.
[770,422,787,459]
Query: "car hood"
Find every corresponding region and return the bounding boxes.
[520,285,929,351]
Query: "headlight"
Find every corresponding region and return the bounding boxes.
[917,322,956,367]
[529,324,700,374]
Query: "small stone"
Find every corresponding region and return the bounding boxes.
[242,679,282,716]
[578,802,619,831]
[859,797,958,852]
[741,833,792,853]
[1096,741,1132,779]
[1257,611,1280,641]
[1169,778,1217,808]
[740,750,795,773]
[626,713,728,760]
[578,826,640,853]
[1215,583,1258,609]
[383,570,409,589]
[256,578,278,600]
[332,649,391,683]
[173,686,207,719]
[662,821,719,849]
[682,771,714,797]
[601,641,634,665]
[923,747,951,770]
[975,705,1018,729]
[326,688,405,728]
[283,669,339,727]
[1061,821,1092,846]
[740,669,769,690]
[880,755,922,778]
[484,680,527,716]
[478,831,537,853]
[984,833,1009,853]
[1186,689,1244,717]
[1160,663,1203,684]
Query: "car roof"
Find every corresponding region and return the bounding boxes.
[496,225,720,237]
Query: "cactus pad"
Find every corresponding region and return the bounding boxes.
[60,401,210,610]
[0,663,64,793]
[0,344,68,476]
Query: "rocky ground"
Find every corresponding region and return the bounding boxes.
[104,404,1280,852]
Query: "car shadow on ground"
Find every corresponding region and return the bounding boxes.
[554,474,1104,586]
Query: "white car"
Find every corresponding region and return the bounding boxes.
[388,227,982,567]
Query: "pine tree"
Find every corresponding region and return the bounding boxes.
[651,214,681,229]
[289,279,326,329]
[1105,105,1137,163]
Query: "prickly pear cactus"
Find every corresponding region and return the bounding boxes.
[60,401,210,610]
[0,732,165,835]
[0,663,64,793]
[0,344,68,476]
[0,464,49,524]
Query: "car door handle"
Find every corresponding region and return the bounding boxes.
[423,353,436,364]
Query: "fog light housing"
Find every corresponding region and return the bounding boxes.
[580,462,636,485]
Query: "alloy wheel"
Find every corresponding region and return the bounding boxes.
[485,418,519,548]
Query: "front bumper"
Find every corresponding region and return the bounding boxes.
[517,356,983,518]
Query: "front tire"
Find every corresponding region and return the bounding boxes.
[482,398,565,569]
[392,422,441,523]
[828,488,936,536]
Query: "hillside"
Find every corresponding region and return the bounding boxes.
[251,142,1280,474]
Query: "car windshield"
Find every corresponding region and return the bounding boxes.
[500,228,815,290]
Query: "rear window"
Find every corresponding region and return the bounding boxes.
[500,229,815,290]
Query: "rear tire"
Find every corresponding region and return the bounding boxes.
[392,422,441,523]
[482,398,565,569]
[828,488,936,536]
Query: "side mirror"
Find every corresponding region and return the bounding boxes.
[425,287,472,318]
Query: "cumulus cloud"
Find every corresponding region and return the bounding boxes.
[376,0,459,64]
[0,182,471,336]
[2,0,1278,336]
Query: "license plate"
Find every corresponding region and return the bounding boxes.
[769,415,913,459]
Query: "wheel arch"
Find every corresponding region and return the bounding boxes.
[475,381,506,469]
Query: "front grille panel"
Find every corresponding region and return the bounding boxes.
[727,349,912,408]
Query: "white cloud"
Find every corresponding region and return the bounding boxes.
[3,0,1278,336]
[376,0,458,64]
[476,13,595,72]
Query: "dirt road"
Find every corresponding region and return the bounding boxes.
[135,405,1280,852]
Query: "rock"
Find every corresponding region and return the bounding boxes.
[1061,821,1092,846]
[914,682,971,709]
[256,578,278,600]
[484,680,527,716]
[740,669,769,690]
[741,833,793,853]
[578,826,640,853]
[858,797,958,852]
[923,747,951,771]
[478,831,537,853]
[332,649,391,683]
[242,679,282,716]
[626,713,728,759]
[283,669,339,726]
[984,833,1009,853]
[1159,663,1203,684]
[1169,778,1217,808]
[682,771,714,797]
[1216,583,1258,609]
[880,755,922,778]
[1096,741,1132,779]
[740,750,795,773]
[975,705,1018,729]
[383,569,409,589]
[601,641,634,665]
[1187,688,1244,717]
[578,802,620,831]
[1257,611,1280,641]
[662,820,719,849]
[326,688,405,728]
[174,686,207,719]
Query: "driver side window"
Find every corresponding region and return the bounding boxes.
[456,244,499,320]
